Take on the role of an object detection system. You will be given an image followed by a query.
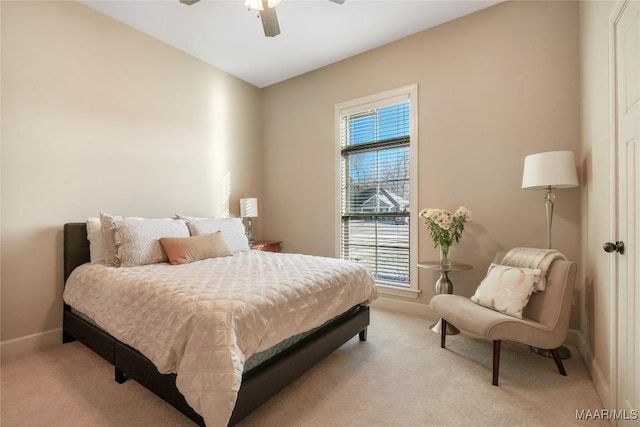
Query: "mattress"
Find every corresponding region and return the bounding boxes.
[63,250,377,426]
[70,304,361,375]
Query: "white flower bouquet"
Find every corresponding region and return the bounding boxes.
[419,207,472,262]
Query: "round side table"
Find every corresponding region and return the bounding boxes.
[418,261,472,335]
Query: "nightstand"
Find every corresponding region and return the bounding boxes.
[250,241,282,253]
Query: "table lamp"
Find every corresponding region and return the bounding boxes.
[240,198,259,244]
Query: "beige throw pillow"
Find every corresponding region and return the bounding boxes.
[160,232,233,265]
[470,263,541,319]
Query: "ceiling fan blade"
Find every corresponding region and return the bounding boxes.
[260,0,280,37]
[179,0,200,5]
[328,0,345,4]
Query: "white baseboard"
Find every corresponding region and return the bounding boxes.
[576,333,611,409]
[1,328,62,360]
[371,296,432,319]
[566,328,584,349]
[562,328,611,408]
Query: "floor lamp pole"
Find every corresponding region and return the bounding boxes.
[544,187,555,249]
[532,187,571,360]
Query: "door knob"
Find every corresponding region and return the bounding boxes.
[603,241,625,254]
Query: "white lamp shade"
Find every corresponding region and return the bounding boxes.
[522,150,579,190]
[240,198,259,218]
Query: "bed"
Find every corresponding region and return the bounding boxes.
[62,221,376,426]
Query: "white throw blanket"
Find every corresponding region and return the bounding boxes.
[63,250,377,426]
[501,247,567,291]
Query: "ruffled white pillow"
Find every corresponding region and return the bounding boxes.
[114,218,190,267]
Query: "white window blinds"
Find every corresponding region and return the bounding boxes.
[340,99,411,287]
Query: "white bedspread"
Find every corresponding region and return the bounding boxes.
[63,250,377,426]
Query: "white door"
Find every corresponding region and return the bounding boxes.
[613,0,639,425]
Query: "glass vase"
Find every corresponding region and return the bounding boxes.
[439,245,452,270]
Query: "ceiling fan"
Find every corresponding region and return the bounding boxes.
[180,0,345,37]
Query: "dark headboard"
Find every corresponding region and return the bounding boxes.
[63,223,90,283]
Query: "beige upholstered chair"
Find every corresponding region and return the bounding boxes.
[430,253,577,386]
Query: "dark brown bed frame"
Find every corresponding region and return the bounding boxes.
[62,223,370,426]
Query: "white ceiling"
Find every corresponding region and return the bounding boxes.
[81,0,502,88]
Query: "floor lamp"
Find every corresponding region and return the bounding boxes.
[522,150,579,359]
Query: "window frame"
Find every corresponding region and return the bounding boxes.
[334,84,420,299]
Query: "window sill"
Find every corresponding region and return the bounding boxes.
[375,283,421,299]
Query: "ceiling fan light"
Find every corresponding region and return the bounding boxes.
[244,0,281,11]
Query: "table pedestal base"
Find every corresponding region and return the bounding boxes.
[418,260,472,337]
[430,318,459,335]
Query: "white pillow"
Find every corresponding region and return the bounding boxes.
[86,218,104,263]
[470,263,541,319]
[175,214,215,221]
[187,218,249,252]
[115,218,190,267]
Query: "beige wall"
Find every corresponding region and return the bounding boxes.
[0,0,616,411]
[578,0,617,408]
[262,1,581,307]
[0,1,263,351]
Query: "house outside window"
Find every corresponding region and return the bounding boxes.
[335,85,419,298]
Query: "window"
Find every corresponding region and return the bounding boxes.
[336,85,419,298]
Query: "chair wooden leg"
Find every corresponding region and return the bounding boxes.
[492,340,501,386]
[440,319,447,348]
[549,348,567,376]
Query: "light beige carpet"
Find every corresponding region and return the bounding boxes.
[1,308,607,426]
